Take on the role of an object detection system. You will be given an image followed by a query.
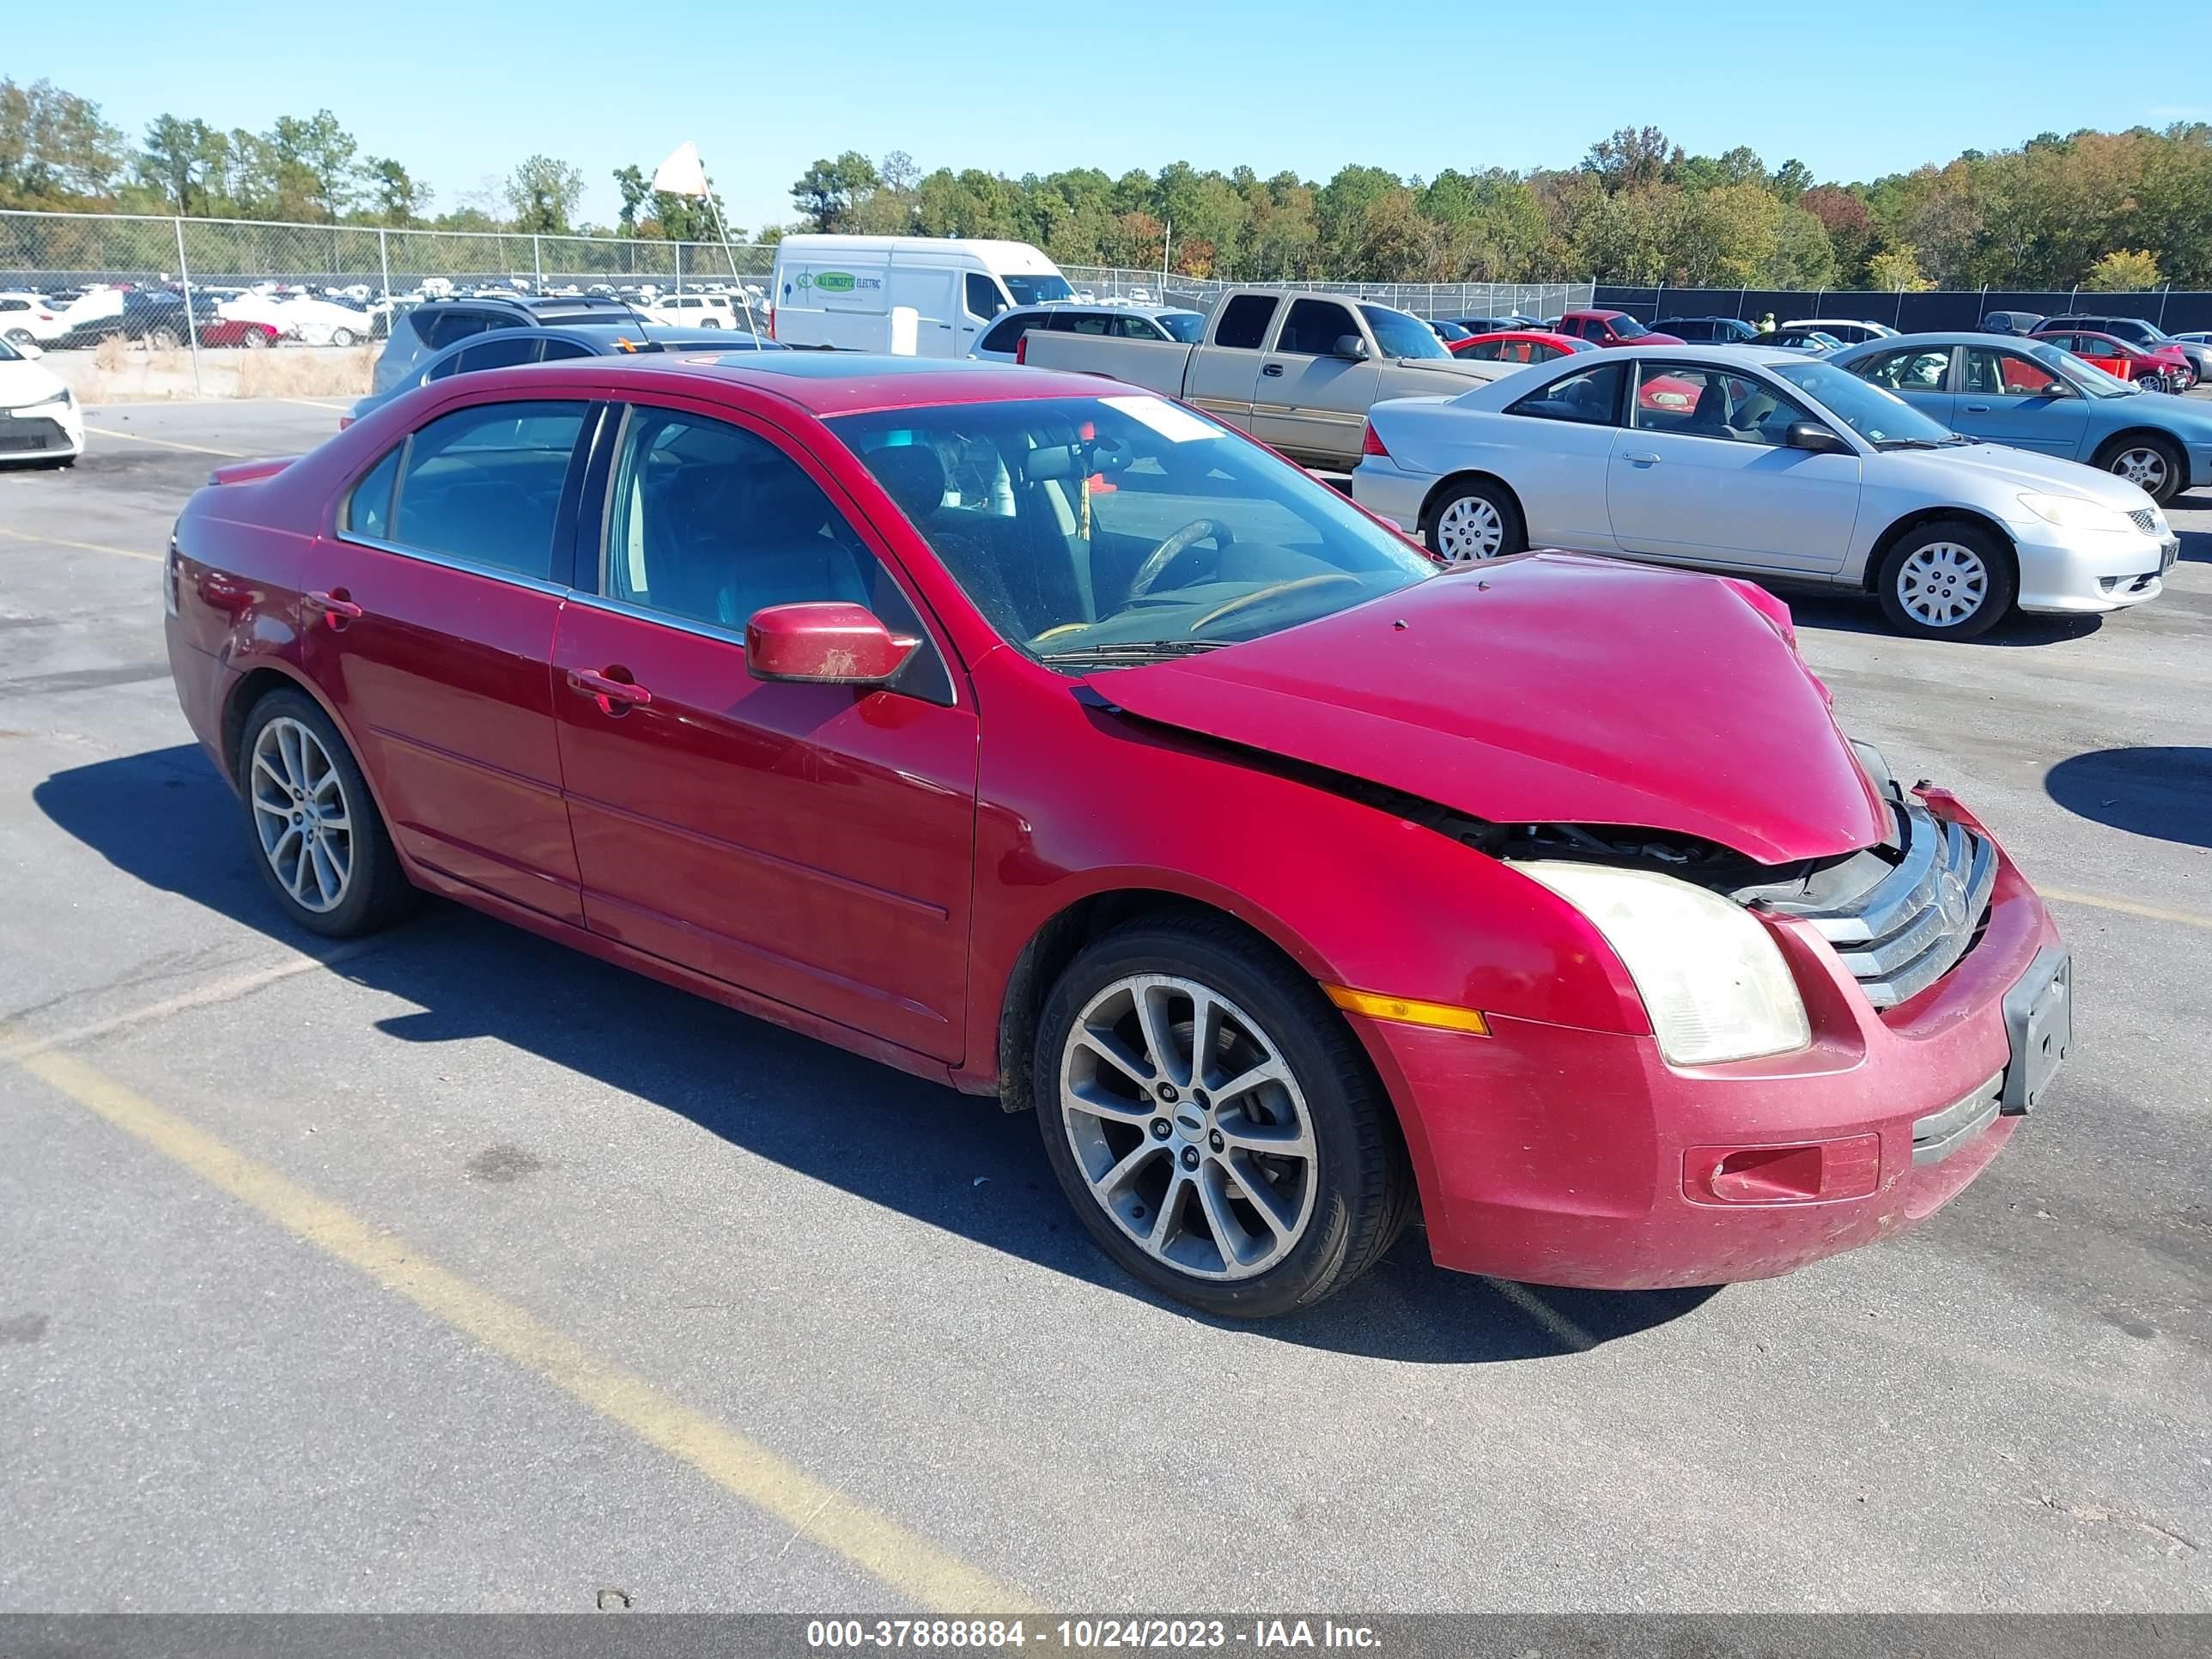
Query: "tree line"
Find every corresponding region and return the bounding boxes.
[7,76,2209,290]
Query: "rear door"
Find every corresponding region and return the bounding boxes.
[1954,346,2090,456]
[550,395,978,1061]
[304,394,598,922]
[1248,297,1378,465]
[1607,362,1858,574]
[1183,293,1277,429]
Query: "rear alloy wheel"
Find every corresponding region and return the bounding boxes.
[2098,435,2183,504]
[2134,373,2164,392]
[245,328,270,349]
[149,326,181,351]
[1423,477,1524,563]
[1036,920,1409,1317]
[329,327,360,348]
[239,689,414,937]
[1875,522,2015,641]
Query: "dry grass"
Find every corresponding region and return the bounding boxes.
[234,346,374,398]
[92,335,131,373]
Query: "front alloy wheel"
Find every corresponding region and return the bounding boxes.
[250,715,353,913]
[1060,974,1317,1280]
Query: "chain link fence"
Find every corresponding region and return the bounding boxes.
[1061,265,1594,321]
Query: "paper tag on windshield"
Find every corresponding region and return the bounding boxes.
[1101,395,1219,444]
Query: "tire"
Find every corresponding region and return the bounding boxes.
[1875,520,2016,641]
[236,687,415,938]
[245,328,270,349]
[3,327,32,346]
[2133,373,2162,392]
[1420,476,1525,563]
[329,327,359,348]
[1033,915,1410,1318]
[700,318,722,329]
[2094,433,2185,505]
[149,326,180,351]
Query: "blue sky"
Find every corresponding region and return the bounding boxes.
[22,0,2209,236]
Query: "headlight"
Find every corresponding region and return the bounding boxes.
[12,386,71,412]
[2016,491,2130,532]
[1518,861,1810,1066]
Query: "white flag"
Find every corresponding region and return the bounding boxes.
[651,142,711,199]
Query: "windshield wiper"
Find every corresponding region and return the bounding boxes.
[1873,436,1951,450]
[1034,640,1229,666]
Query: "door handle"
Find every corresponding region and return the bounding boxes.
[565,666,653,713]
[1962,403,1991,413]
[303,588,362,627]
[1624,452,1661,465]
[1261,363,1285,377]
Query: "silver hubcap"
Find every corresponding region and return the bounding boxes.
[1059,974,1317,1281]
[2112,447,2168,492]
[250,717,353,912]
[1434,495,1504,562]
[1896,542,1990,629]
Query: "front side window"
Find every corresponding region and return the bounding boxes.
[1631,364,1814,445]
[1212,294,1279,350]
[964,272,1007,320]
[602,407,878,632]
[388,399,587,581]
[1275,299,1359,356]
[1962,348,2063,398]
[831,395,1434,661]
[1506,361,1626,425]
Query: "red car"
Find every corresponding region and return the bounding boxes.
[162,357,2070,1316]
[2032,328,2192,392]
[1555,308,1685,347]
[1447,330,1590,363]
[199,319,282,349]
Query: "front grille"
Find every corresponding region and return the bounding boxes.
[2129,508,2158,534]
[0,416,58,453]
[1759,802,1996,1010]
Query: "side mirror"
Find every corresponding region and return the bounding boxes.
[745,602,918,687]
[1784,421,1849,454]
[1332,333,1370,362]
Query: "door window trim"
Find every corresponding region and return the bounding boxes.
[570,395,968,706]
[1627,362,1818,445]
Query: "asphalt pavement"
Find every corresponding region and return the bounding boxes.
[1,397,2206,1613]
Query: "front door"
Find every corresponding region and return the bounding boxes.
[550,398,978,1062]
[1607,362,1859,574]
[304,397,595,923]
[1952,346,2090,457]
[1248,296,1378,465]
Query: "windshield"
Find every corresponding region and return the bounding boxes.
[831,395,1436,664]
[2030,343,2136,398]
[1772,360,1956,446]
[0,337,21,362]
[1359,305,1450,360]
[1608,314,1650,338]
[1005,274,1073,307]
[1156,311,1205,343]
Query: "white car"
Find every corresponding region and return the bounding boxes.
[219,291,384,346]
[0,292,70,346]
[641,292,742,329]
[1352,343,2179,640]
[0,337,84,466]
[1784,318,1899,345]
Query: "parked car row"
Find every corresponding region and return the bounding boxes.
[160,345,2076,1317]
[1980,310,2206,388]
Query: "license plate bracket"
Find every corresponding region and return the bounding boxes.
[2001,947,2071,1115]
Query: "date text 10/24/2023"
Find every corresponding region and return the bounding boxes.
[805,1620,1384,1650]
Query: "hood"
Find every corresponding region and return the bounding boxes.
[1095,554,1887,866]
[1924,441,2161,508]
[0,358,67,406]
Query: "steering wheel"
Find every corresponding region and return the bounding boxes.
[1127,518,1232,600]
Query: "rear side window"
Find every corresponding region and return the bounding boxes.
[343,446,403,540]
[454,335,541,374]
[1506,362,1626,426]
[1212,294,1279,350]
[539,337,595,362]
[388,400,588,581]
[419,309,495,351]
[978,314,1032,354]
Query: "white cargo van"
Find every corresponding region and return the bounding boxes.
[768,235,1074,356]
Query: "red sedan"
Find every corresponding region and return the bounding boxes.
[163,357,2069,1316]
[2032,328,2193,392]
[1447,329,1590,363]
[199,319,281,349]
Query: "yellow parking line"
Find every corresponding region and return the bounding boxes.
[0,524,159,563]
[80,424,243,458]
[2042,888,2212,932]
[6,1033,1035,1613]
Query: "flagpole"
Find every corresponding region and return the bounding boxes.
[700,173,759,337]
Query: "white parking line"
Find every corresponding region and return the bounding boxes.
[78,425,244,458]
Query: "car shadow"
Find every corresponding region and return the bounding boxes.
[34,744,1716,1363]
[1780,590,2104,646]
[2045,747,2212,848]
[2175,520,2211,564]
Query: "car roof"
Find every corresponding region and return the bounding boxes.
[1834,331,2052,350]
[479,353,1117,416]
[1002,301,1199,319]
[1548,342,1811,368]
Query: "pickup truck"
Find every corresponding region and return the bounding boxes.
[1020,288,1516,471]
